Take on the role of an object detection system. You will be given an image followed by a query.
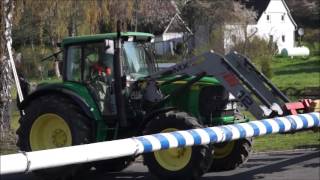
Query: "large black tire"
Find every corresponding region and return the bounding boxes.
[17,95,92,180]
[210,138,253,172]
[143,111,213,180]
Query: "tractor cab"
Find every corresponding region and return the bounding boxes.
[62,33,156,82]
[61,32,156,116]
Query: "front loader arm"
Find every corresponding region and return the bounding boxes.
[148,51,288,120]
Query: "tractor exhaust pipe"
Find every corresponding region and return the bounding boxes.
[113,20,127,127]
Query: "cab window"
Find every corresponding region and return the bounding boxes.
[65,42,114,82]
[66,46,82,81]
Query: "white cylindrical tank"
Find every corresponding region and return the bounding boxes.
[281,46,310,57]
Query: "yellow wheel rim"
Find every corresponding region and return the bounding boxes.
[154,128,192,171]
[214,141,235,159]
[30,113,72,151]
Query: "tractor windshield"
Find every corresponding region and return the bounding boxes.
[122,42,157,79]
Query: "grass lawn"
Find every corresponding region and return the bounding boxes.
[253,130,320,152]
[270,56,320,90]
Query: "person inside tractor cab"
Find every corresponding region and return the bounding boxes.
[86,48,113,81]
[85,42,116,116]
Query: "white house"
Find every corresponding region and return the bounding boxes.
[224,0,307,55]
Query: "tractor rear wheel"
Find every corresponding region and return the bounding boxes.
[210,138,253,171]
[143,111,213,180]
[17,95,92,180]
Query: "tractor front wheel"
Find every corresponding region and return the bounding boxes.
[143,111,213,180]
[17,95,92,180]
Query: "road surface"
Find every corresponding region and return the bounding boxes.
[1,149,319,180]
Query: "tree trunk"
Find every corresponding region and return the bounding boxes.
[243,25,248,55]
[134,0,138,32]
[49,37,61,79]
[0,0,14,140]
[54,61,61,79]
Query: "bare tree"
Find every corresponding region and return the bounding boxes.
[181,0,257,54]
[286,0,319,28]
[231,1,257,55]
[0,0,14,140]
[133,0,176,34]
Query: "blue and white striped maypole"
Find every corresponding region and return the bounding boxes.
[135,112,320,153]
[1,112,319,174]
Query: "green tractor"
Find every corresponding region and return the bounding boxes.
[17,31,252,180]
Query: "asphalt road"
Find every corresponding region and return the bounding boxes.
[1,149,319,180]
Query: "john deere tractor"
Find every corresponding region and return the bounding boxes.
[17,31,252,180]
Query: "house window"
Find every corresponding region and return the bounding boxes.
[267,15,270,21]
[282,35,285,42]
[281,15,285,21]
